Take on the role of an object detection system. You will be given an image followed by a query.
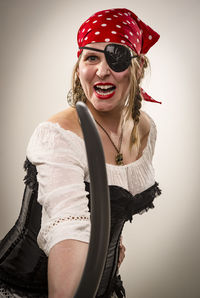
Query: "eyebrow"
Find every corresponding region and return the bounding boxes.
[80,46,105,54]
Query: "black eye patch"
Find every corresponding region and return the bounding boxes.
[80,43,138,72]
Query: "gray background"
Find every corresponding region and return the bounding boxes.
[0,0,200,297]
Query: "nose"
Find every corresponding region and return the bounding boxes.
[96,59,111,79]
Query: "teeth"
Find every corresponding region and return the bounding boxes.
[96,89,114,95]
[95,84,114,90]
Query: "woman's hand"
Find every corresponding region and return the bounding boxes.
[118,236,126,268]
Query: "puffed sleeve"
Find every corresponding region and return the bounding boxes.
[26,122,90,256]
[148,115,157,160]
[142,111,157,160]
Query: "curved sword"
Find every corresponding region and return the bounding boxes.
[74,102,111,298]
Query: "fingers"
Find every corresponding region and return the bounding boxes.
[119,236,123,248]
[118,238,126,268]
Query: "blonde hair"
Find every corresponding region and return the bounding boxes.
[67,57,87,106]
[126,54,149,148]
[67,53,149,148]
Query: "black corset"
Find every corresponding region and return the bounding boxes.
[0,159,161,297]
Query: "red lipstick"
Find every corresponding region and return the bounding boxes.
[94,83,116,100]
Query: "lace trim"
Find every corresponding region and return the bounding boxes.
[0,286,47,298]
[0,288,24,297]
[23,158,38,191]
[39,215,90,240]
[0,288,15,297]
[126,182,162,222]
[48,215,90,225]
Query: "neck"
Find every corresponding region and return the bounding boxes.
[86,102,127,134]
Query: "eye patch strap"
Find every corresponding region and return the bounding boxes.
[79,46,138,59]
[80,46,105,53]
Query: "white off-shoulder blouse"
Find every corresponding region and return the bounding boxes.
[26,113,157,256]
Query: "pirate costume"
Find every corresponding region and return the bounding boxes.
[0,8,161,298]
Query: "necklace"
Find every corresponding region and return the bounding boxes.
[95,118,124,166]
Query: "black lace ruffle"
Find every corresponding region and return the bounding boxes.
[23,158,38,191]
[125,182,161,222]
[86,181,162,223]
[0,280,47,297]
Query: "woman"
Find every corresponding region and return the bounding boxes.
[0,8,161,298]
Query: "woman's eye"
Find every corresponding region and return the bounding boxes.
[86,55,98,62]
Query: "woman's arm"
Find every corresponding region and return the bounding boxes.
[48,238,126,298]
[48,239,88,298]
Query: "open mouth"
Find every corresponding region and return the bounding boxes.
[94,84,116,96]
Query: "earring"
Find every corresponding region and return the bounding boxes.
[75,78,87,103]
[67,89,74,107]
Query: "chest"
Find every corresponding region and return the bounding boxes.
[99,129,149,166]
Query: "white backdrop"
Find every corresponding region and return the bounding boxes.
[0,0,200,297]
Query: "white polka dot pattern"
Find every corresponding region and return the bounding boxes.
[77,8,160,57]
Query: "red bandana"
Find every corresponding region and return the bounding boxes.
[77,8,161,104]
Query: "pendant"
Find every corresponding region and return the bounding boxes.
[115,153,124,165]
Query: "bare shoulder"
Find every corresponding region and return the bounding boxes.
[47,107,82,137]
